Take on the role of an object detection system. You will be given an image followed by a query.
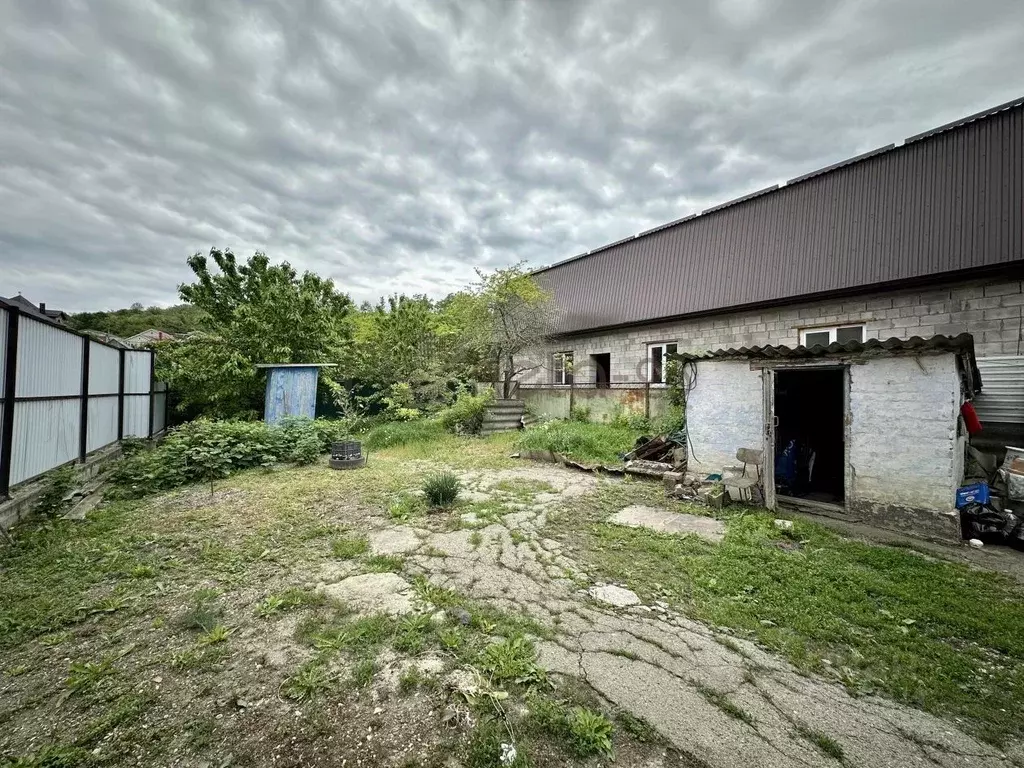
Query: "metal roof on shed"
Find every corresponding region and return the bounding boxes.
[536,97,1024,334]
[672,333,976,362]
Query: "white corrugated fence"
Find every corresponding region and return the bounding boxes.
[0,300,166,496]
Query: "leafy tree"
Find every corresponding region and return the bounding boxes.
[467,264,556,398]
[159,249,354,417]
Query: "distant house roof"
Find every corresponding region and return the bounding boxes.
[126,329,176,346]
[535,97,1024,334]
[84,330,131,349]
[0,295,69,324]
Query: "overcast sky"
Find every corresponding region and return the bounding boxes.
[1,1,1022,312]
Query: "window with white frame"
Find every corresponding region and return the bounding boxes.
[648,342,678,383]
[552,351,574,385]
[799,324,865,348]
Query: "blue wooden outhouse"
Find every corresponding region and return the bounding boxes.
[256,364,337,424]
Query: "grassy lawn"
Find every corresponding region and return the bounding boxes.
[1,424,1023,764]
[547,479,1024,746]
[514,420,643,465]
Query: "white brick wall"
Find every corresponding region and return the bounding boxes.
[686,361,764,476]
[521,276,1023,385]
[848,356,960,513]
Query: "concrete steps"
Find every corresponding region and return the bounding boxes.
[480,399,526,436]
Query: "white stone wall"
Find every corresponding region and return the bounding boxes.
[522,276,1023,385]
[848,355,960,513]
[685,361,765,476]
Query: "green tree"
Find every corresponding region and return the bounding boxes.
[467,264,556,398]
[161,249,354,417]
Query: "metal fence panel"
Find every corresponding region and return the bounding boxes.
[124,351,151,394]
[89,342,120,395]
[123,396,150,438]
[86,398,119,453]
[10,400,81,485]
[15,316,83,398]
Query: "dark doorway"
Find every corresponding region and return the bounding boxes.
[591,353,611,389]
[774,368,845,505]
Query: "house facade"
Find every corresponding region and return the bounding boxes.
[516,97,1024,540]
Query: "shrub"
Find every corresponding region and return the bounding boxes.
[422,471,460,508]
[108,417,351,498]
[437,388,494,435]
[609,407,651,432]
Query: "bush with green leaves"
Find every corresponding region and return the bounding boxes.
[437,388,494,435]
[108,417,350,498]
[515,421,641,466]
[422,471,460,508]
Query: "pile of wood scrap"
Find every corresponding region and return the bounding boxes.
[623,434,686,478]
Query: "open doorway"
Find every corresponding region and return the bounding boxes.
[774,368,846,506]
[591,353,611,388]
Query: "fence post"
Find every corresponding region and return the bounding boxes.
[116,349,126,441]
[569,377,575,417]
[147,350,155,438]
[79,336,90,462]
[645,381,651,419]
[0,307,20,498]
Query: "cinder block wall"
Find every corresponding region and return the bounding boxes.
[520,277,1023,385]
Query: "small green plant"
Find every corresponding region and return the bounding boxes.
[437,387,494,435]
[364,554,404,573]
[568,707,614,757]
[283,661,335,701]
[130,564,157,579]
[332,535,369,559]
[256,588,324,618]
[350,658,376,688]
[422,471,461,508]
[66,659,113,694]
[200,624,232,645]
[398,665,424,693]
[289,431,322,465]
[469,530,483,549]
[180,592,222,633]
[477,635,546,687]
[388,493,426,522]
[34,465,77,517]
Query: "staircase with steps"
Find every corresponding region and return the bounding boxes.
[480,399,526,436]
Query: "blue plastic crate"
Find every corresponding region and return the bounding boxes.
[956,482,989,508]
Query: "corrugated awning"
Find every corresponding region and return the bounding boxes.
[672,334,981,395]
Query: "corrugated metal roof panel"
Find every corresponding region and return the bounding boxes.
[974,356,1024,424]
[673,333,976,361]
[537,100,1024,333]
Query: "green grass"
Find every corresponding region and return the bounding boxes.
[331,534,369,559]
[796,724,845,761]
[361,419,449,450]
[551,481,1024,744]
[694,682,753,724]
[515,421,641,465]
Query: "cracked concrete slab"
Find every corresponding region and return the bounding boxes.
[368,525,421,555]
[589,584,642,607]
[350,462,1013,768]
[319,572,418,616]
[610,505,726,543]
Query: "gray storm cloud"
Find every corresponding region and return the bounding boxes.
[1,0,1022,311]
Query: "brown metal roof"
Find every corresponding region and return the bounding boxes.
[537,98,1024,334]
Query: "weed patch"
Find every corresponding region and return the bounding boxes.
[515,421,641,466]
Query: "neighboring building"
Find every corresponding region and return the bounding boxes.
[0,295,70,325]
[126,329,176,347]
[517,97,1024,540]
[83,330,131,349]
